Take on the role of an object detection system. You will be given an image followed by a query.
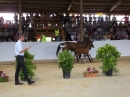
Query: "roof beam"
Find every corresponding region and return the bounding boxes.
[110,0,122,12]
[73,2,113,5]
[67,0,74,11]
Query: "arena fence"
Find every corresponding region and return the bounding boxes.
[0,40,130,62]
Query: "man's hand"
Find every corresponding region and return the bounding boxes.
[25,46,30,50]
[19,46,31,54]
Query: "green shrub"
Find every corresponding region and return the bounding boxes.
[96,44,121,74]
[58,50,74,72]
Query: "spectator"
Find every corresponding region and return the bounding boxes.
[56,33,62,41]
[30,13,34,28]
[55,27,60,39]
[14,13,18,24]
[105,15,109,22]
[112,15,117,27]
[40,33,46,42]
[14,33,19,42]
[123,15,129,24]
[71,34,75,41]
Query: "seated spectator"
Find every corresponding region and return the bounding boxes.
[14,33,19,42]
[125,33,128,39]
[119,22,123,27]
[56,33,62,41]
[71,34,75,41]
[8,38,13,42]
[76,33,80,41]
[24,33,28,42]
[0,31,3,38]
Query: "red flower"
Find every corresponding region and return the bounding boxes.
[0,71,3,75]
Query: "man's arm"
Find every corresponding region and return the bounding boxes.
[17,44,30,54]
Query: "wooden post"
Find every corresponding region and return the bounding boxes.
[128,14,129,21]
[19,0,22,34]
[80,0,83,41]
[108,13,111,21]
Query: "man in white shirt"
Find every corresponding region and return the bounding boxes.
[15,34,35,85]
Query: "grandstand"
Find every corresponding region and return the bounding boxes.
[0,0,130,42]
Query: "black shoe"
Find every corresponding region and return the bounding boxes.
[15,82,23,85]
[28,81,35,85]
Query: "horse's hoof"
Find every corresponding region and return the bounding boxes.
[79,61,82,64]
[83,60,87,63]
[75,60,78,63]
[91,61,95,63]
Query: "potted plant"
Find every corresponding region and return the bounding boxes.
[58,50,74,79]
[96,44,121,76]
[83,67,98,77]
[0,71,9,82]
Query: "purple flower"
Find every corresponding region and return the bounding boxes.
[1,73,4,77]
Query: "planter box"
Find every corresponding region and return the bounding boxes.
[84,73,98,77]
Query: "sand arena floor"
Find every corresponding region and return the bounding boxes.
[0,58,130,97]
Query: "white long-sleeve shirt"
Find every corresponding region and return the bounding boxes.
[15,40,24,56]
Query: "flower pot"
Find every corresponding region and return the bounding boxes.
[63,71,71,79]
[84,73,98,77]
[106,69,113,76]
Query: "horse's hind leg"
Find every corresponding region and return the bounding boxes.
[76,55,79,62]
[76,54,82,64]
[87,54,93,62]
[74,52,78,62]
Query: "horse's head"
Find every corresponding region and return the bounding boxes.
[88,41,94,49]
[83,37,91,42]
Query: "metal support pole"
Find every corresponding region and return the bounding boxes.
[19,0,22,34]
[80,0,83,41]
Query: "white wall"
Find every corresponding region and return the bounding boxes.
[0,40,130,62]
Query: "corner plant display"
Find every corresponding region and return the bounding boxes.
[0,71,9,82]
[96,44,121,76]
[58,50,74,79]
[15,51,37,80]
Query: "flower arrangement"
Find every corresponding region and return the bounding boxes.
[83,67,98,75]
[0,71,9,82]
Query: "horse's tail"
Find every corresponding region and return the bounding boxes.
[56,43,66,57]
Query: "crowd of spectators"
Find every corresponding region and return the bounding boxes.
[0,13,30,42]
[57,14,130,41]
[0,13,130,42]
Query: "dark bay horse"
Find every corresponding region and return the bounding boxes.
[75,41,94,63]
[56,38,90,55]
[56,38,93,62]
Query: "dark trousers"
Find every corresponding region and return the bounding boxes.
[15,56,30,83]
[112,21,117,27]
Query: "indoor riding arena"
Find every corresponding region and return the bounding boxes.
[1,0,130,97]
